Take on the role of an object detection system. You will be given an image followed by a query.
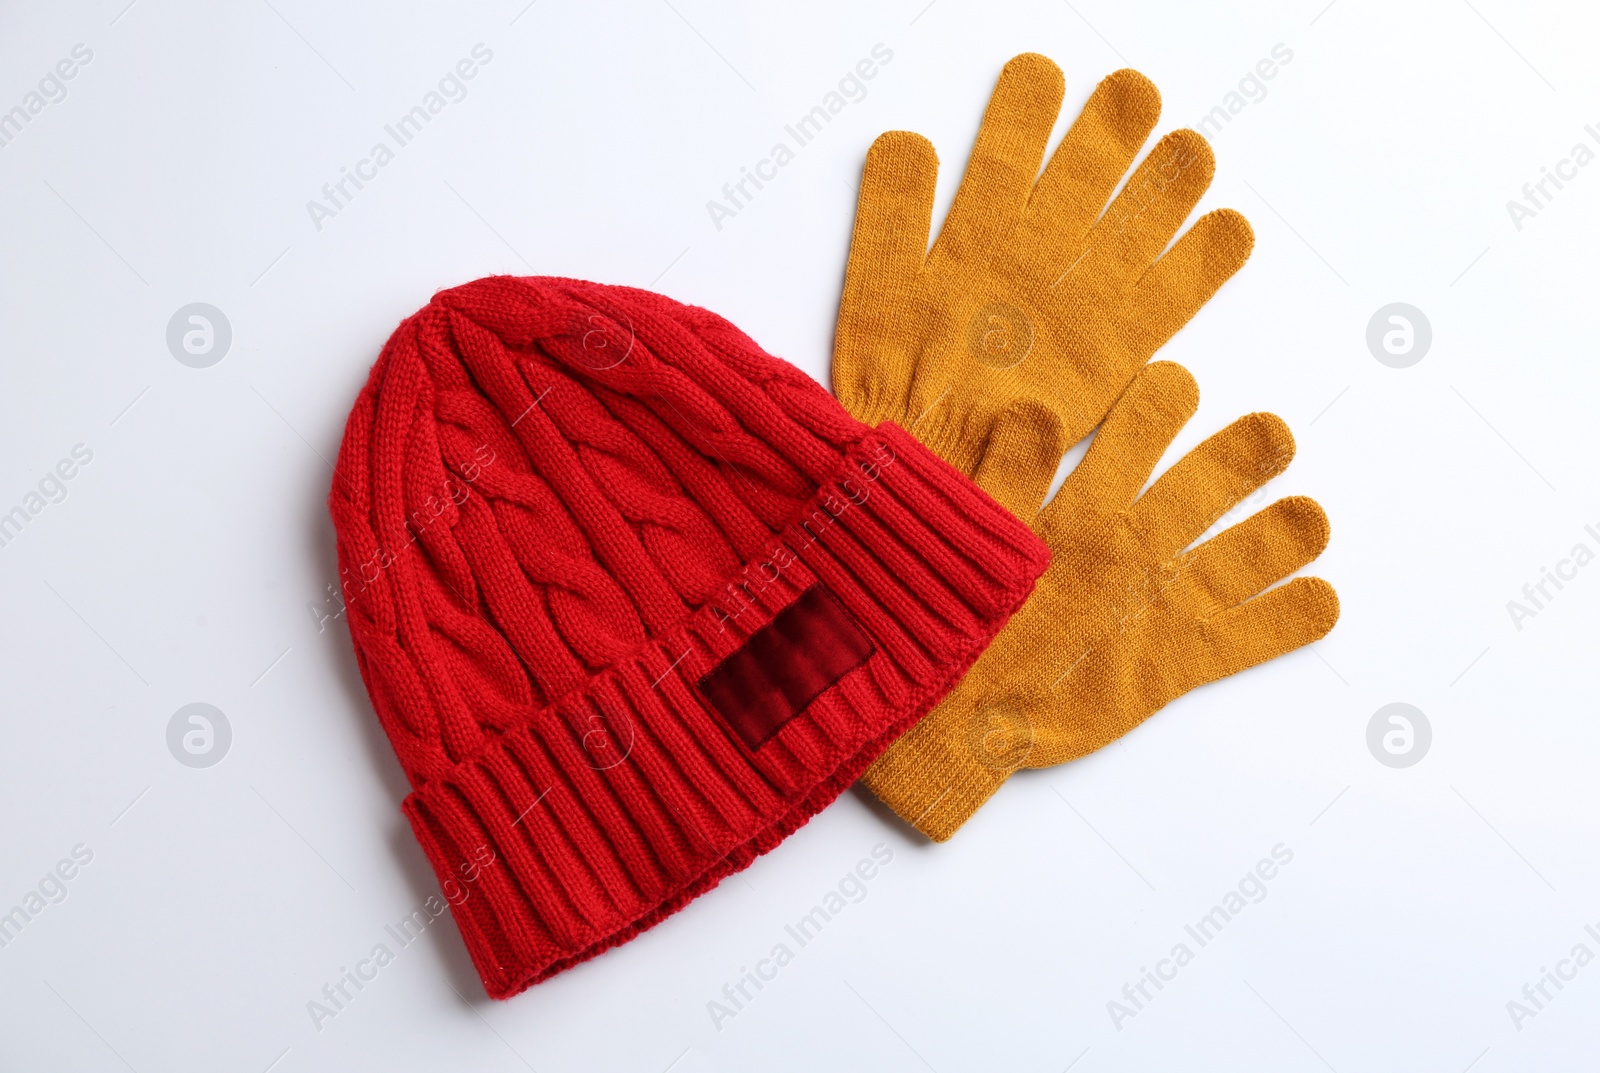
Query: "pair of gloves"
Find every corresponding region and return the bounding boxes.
[832,55,1339,841]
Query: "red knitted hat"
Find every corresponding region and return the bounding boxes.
[330,275,1048,998]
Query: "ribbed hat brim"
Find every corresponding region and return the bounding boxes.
[401,422,1048,997]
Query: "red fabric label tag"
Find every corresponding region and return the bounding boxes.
[696,584,875,751]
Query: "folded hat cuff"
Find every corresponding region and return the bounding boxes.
[400,422,1049,998]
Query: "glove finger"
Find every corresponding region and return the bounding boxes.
[1027,573,1339,771]
[1023,67,1162,245]
[1071,128,1215,286]
[972,398,1067,519]
[1042,361,1196,534]
[1125,208,1255,355]
[1130,411,1294,557]
[847,131,939,283]
[1176,496,1330,615]
[834,131,939,415]
[1196,575,1340,678]
[929,53,1064,268]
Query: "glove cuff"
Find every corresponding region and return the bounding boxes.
[859,698,1027,841]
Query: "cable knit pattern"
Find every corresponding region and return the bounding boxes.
[329,276,1049,996]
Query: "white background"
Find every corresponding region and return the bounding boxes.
[1,0,1597,1070]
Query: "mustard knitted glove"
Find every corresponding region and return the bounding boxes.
[833,54,1254,477]
[859,363,1339,840]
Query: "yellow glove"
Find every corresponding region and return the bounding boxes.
[833,54,1254,485]
[859,363,1339,840]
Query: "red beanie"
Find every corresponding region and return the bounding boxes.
[330,276,1047,997]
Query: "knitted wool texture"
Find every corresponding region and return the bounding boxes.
[330,276,1048,995]
[858,362,1339,840]
[833,53,1255,501]
[832,53,1334,840]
